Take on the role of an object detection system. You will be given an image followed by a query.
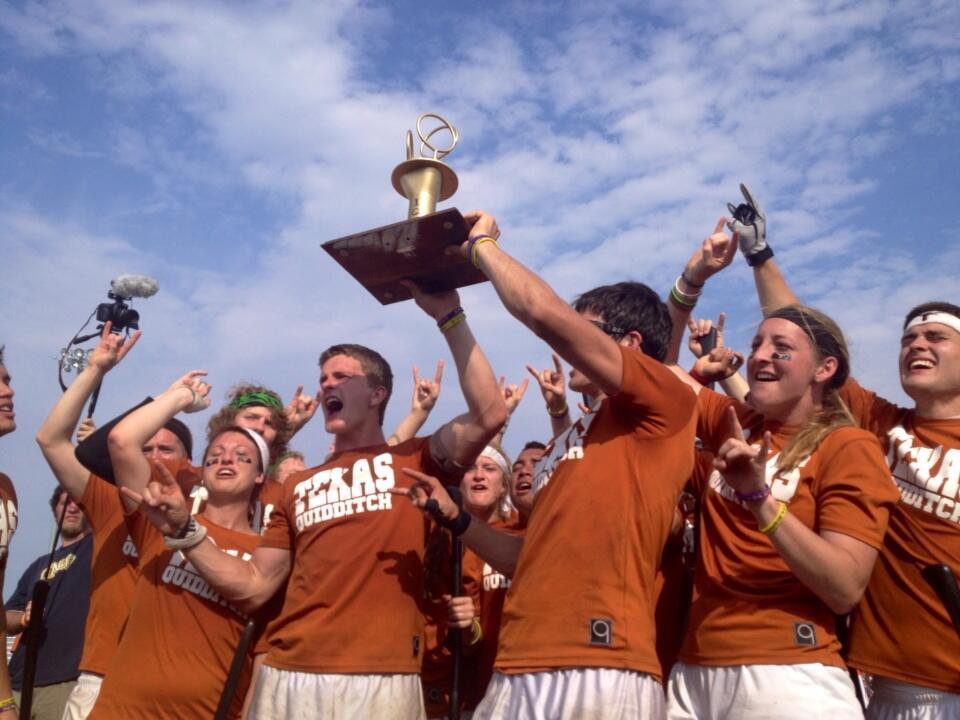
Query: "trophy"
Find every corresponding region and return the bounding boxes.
[321,113,487,305]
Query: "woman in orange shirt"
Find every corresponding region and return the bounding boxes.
[90,371,268,720]
[667,305,899,720]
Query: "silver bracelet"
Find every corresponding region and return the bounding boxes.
[164,516,208,550]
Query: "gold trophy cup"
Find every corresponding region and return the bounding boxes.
[321,113,486,304]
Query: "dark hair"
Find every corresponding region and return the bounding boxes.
[49,486,68,512]
[164,418,194,461]
[521,440,547,452]
[573,281,673,362]
[0,345,5,366]
[903,301,960,329]
[206,384,290,459]
[319,344,394,425]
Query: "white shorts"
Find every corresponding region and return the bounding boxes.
[246,665,425,720]
[667,660,863,720]
[866,676,960,720]
[473,668,665,720]
[62,673,103,720]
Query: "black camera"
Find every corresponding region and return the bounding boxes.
[95,292,140,332]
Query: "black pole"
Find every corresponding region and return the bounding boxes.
[448,534,463,720]
[19,501,68,717]
[86,381,102,420]
[214,619,258,720]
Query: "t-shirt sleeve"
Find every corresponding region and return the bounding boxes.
[610,346,697,438]
[839,378,905,437]
[259,483,295,551]
[816,428,900,549]
[77,474,122,531]
[5,561,36,611]
[694,388,761,453]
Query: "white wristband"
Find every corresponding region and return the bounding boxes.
[164,517,208,550]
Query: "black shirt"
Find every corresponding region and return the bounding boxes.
[7,533,92,688]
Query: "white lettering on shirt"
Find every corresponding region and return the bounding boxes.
[887,425,960,524]
[0,499,18,562]
[709,448,807,505]
[292,453,397,532]
[532,413,598,497]
[160,539,251,616]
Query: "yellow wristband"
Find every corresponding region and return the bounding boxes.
[440,312,466,333]
[759,501,787,535]
[0,697,15,710]
[470,236,498,268]
[468,617,483,646]
[547,401,569,418]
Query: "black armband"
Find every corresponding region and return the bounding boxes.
[746,246,774,267]
[424,499,472,537]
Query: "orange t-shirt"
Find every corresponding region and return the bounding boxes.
[0,472,18,575]
[258,478,284,531]
[89,466,261,720]
[494,346,697,678]
[680,388,898,668]
[842,380,960,692]
[75,474,140,675]
[259,437,450,673]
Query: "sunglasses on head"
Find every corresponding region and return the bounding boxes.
[589,319,629,338]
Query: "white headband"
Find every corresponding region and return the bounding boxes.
[905,311,960,336]
[226,427,271,475]
[479,446,510,475]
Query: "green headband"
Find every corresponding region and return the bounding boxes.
[230,391,283,412]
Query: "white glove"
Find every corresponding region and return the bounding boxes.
[726,183,772,266]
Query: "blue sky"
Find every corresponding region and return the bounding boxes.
[1,0,959,589]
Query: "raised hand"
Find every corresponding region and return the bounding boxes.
[120,461,191,535]
[526,353,567,414]
[499,375,529,416]
[389,468,459,523]
[713,407,770,496]
[285,385,322,433]
[460,209,501,255]
[400,279,461,322]
[162,370,212,413]
[683,217,739,287]
[87,321,141,373]
[692,347,745,383]
[726,183,769,262]
[688,313,722,359]
[412,361,444,413]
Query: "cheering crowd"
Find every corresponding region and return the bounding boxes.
[0,185,958,720]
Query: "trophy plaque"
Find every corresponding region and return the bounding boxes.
[321,113,487,305]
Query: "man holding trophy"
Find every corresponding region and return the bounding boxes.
[386,119,699,718]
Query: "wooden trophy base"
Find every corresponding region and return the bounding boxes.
[321,208,487,305]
